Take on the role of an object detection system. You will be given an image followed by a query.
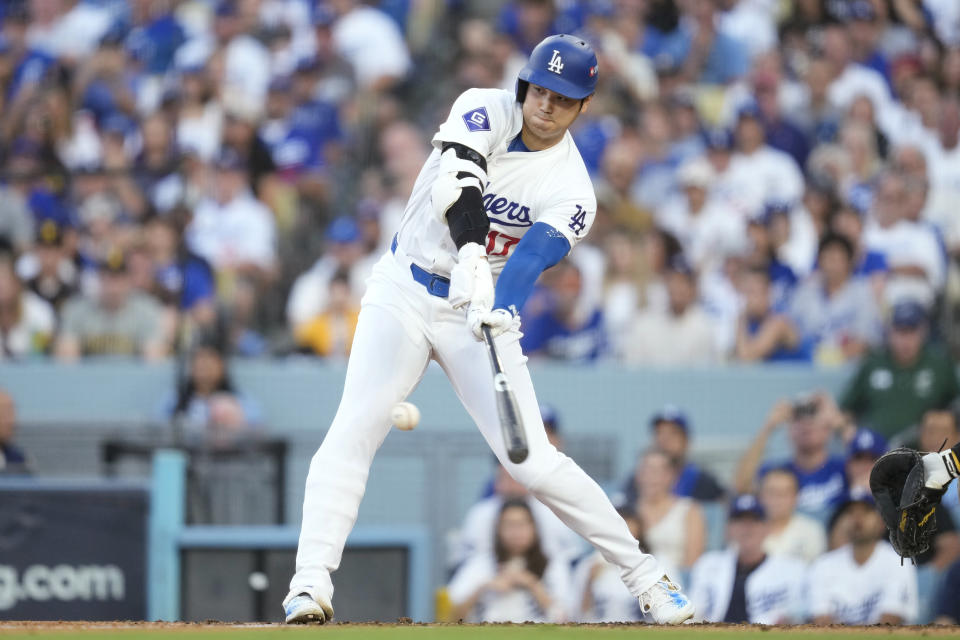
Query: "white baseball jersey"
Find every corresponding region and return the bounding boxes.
[808,542,918,624]
[395,88,596,278]
[688,549,807,624]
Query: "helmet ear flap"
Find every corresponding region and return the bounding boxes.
[516,79,529,104]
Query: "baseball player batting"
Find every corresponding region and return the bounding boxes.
[283,34,694,625]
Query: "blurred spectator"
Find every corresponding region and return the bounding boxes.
[759,467,827,563]
[624,256,718,366]
[448,498,570,623]
[330,0,411,92]
[0,389,30,475]
[294,268,359,358]
[863,172,944,305]
[788,233,881,365]
[726,103,805,222]
[453,465,583,571]
[619,406,724,504]
[287,216,374,330]
[0,176,34,252]
[570,507,644,623]
[54,248,167,361]
[845,428,887,491]
[735,394,849,519]
[809,490,918,625]
[735,266,804,362]
[689,494,806,623]
[838,299,959,440]
[162,337,262,444]
[144,216,215,326]
[22,220,77,312]
[593,141,652,237]
[656,157,741,274]
[631,449,706,574]
[934,559,960,625]
[743,205,799,310]
[186,148,277,279]
[0,258,54,359]
[678,0,749,85]
[520,260,605,362]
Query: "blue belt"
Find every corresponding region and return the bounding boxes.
[391,235,450,298]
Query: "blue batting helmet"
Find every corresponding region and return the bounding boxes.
[517,34,598,102]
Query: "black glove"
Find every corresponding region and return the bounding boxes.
[869,447,947,563]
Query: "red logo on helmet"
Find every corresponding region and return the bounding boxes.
[588,65,597,77]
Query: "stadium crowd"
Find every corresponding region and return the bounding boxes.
[0,0,957,367]
[443,404,960,625]
[1,0,960,627]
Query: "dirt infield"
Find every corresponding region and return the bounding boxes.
[0,622,958,640]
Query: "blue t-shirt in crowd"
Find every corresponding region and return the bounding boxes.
[854,250,887,277]
[936,559,960,622]
[520,307,605,362]
[759,456,848,519]
[746,316,811,362]
[155,255,215,311]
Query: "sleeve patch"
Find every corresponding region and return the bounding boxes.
[462,107,490,132]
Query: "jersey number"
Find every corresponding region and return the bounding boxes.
[486,230,521,257]
[568,205,586,236]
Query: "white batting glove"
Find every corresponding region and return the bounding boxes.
[922,449,960,490]
[468,307,518,341]
[448,242,492,310]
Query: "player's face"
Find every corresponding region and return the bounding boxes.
[653,422,687,458]
[727,517,767,554]
[521,84,591,150]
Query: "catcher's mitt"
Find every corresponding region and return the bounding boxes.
[869,447,947,563]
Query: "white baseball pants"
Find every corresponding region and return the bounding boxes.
[289,247,663,605]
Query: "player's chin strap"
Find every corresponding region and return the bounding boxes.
[432,143,490,249]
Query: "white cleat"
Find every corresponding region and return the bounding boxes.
[638,575,695,625]
[283,592,334,624]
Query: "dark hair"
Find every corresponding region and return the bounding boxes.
[759,465,799,490]
[494,498,548,579]
[817,231,854,262]
[173,341,234,416]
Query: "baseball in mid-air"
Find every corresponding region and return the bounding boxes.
[391,402,420,431]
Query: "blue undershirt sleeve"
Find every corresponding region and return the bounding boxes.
[493,222,571,314]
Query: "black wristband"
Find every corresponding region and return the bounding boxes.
[446,186,488,249]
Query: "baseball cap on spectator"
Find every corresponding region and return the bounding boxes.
[750,201,791,227]
[295,57,321,75]
[213,147,247,173]
[649,404,690,435]
[831,486,876,522]
[847,428,887,460]
[736,100,762,122]
[100,111,136,137]
[29,191,73,229]
[703,128,734,151]
[99,247,127,274]
[312,5,336,27]
[677,157,714,189]
[35,219,62,247]
[540,403,560,434]
[326,216,360,244]
[665,254,695,278]
[215,1,239,17]
[890,299,927,330]
[729,494,766,520]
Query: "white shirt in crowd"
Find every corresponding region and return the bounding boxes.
[332,6,411,89]
[285,254,377,329]
[569,551,643,623]
[624,305,719,366]
[641,498,695,574]
[721,146,805,219]
[689,549,807,624]
[808,542,919,624]
[924,141,960,251]
[187,191,277,270]
[863,218,945,299]
[447,554,571,623]
[762,513,827,564]
[0,292,55,360]
[452,496,584,569]
[656,197,743,274]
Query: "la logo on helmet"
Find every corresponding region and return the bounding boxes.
[547,49,564,74]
